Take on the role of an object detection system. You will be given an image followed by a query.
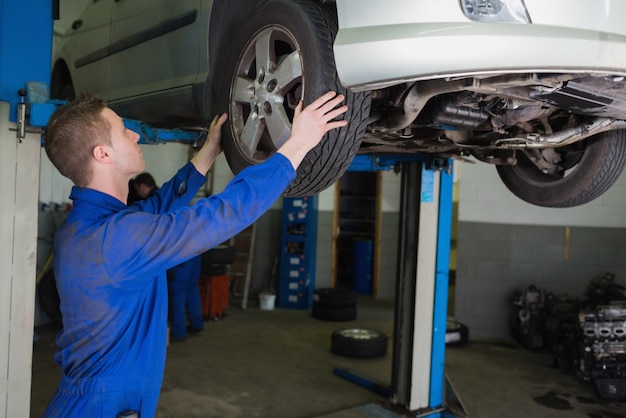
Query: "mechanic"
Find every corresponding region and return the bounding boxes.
[42,91,348,417]
[167,254,204,342]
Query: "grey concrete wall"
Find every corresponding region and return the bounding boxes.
[455,221,626,339]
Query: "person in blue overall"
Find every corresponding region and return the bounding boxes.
[42,91,347,417]
[167,254,204,341]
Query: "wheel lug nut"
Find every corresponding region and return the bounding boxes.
[267,79,277,93]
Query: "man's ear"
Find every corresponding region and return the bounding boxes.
[93,145,111,163]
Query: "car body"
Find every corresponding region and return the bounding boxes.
[52,0,626,206]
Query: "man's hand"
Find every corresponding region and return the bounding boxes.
[278,91,348,169]
[191,113,228,175]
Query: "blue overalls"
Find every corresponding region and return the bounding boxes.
[167,255,204,341]
[43,154,295,417]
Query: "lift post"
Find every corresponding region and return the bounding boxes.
[391,158,455,415]
[333,156,466,417]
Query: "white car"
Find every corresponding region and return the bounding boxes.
[52,0,626,207]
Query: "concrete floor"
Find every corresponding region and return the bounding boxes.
[31,297,626,418]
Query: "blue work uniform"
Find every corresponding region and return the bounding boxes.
[167,255,204,341]
[44,154,295,417]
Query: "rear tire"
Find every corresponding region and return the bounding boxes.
[213,0,370,197]
[496,130,626,207]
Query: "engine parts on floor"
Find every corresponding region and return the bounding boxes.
[578,304,626,401]
[510,285,547,350]
[511,273,626,401]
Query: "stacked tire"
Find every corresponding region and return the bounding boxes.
[311,288,358,322]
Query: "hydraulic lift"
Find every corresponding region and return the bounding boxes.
[331,155,468,418]
[0,2,466,417]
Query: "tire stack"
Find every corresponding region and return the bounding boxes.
[311,288,358,322]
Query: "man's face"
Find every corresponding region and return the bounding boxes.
[101,108,145,178]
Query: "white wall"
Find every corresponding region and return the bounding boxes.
[39,149,73,205]
[380,169,402,211]
[458,158,626,227]
[140,142,193,187]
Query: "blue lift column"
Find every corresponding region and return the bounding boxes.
[390,158,456,416]
[333,155,464,417]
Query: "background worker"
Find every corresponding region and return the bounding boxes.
[167,255,204,341]
[42,91,348,417]
[131,172,158,201]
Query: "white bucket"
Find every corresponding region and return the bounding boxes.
[259,292,276,310]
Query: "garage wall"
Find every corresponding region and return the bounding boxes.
[455,159,626,339]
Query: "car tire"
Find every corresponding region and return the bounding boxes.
[446,319,469,346]
[312,304,357,322]
[313,288,358,308]
[496,130,626,207]
[331,328,388,358]
[312,288,358,321]
[212,0,371,197]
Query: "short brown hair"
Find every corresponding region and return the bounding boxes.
[44,93,111,186]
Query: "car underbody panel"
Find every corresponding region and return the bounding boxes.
[359,72,626,158]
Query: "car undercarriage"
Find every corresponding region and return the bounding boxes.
[361,72,626,157]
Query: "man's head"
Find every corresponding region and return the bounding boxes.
[133,172,157,199]
[44,94,110,186]
[44,93,144,188]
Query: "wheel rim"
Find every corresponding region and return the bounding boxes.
[338,329,382,340]
[229,25,304,163]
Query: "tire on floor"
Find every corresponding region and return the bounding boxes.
[331,328,388,358]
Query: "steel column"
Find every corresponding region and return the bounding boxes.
[390,159,454,415]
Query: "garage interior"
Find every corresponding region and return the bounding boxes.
[4,2,626,418]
